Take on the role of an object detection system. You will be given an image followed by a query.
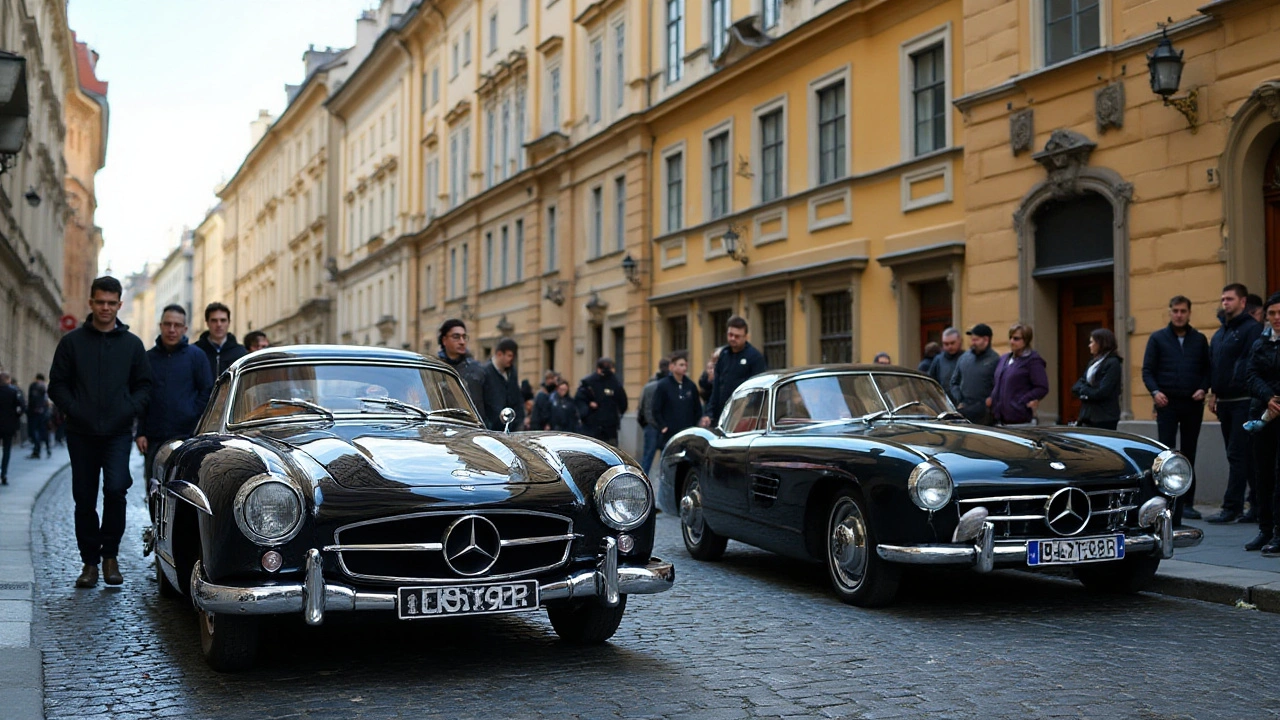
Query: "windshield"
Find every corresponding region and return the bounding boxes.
[230,363,477,425]
[773,372,955,426]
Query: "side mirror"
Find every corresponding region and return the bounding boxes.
[500,407,516,433]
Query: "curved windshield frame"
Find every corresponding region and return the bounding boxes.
[228,361,479,427]
[770,371,956,429]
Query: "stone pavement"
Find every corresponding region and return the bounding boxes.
[2,448,1279,719]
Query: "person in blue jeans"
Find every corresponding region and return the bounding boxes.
[48,276,153,589]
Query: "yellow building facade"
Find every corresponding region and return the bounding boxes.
[957,0,1280,423]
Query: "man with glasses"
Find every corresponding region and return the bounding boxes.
[136,305,214,489]
[436,319,486,413]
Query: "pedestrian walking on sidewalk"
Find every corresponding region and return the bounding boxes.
[1244,291,1280,556]
[26,373,52,458]
[136,305,213,485]
[1142,295,1211,522]
[48,276,153,588]
[0,371,25,484]
[1206,284,1265,524]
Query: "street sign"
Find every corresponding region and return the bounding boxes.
[59,314,76,332]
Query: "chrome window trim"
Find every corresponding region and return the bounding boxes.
[330,509,575,584]
[233,473,306,545]
[721,389,768,437]
[764,369,946,432]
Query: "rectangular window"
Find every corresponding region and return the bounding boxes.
[817,81,846,183]
[463,29,471,66]
[421,70,429,112]
[485,231,494,289]
[666,0,684,83]
[461,243,469,293]
[449,134,459,207]
[762,0,780,29]
[460,125,471,201]
[546,206,558,271]
[591,186,604,258]
[708,131,729,219]
[710,0,729,59]
[452,41,460,78]
[759,109,783,202]
[514,219,524,281]
[665,152,683,232]
[500,99,511,179]
[485,108,496,188]
[519,0,529,29]
[549,66,562,131]
[817,291,853,363]
[614,175,626,252]
[760,300,788,369]
[515,86,526,171]
[431,67,439,106]
[612,327,625,377]
[614,22,626,110]
[449,246,458,297]
[590,37,604,123]
[500,225,509,286]
[668,315,689,355]
[489,13,498,55]
[911,44,946,156]
[1045,0,1100,66]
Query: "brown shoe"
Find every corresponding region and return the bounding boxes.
[75,564,99,588]
[102,558,123,586]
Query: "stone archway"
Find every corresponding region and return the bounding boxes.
[1223,80,1280,296]
[1013,129,1134,421]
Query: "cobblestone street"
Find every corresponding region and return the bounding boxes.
[31,457,1280,719]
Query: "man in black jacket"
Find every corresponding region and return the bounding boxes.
[480,337,524,431]
[1142,295,1211,522]
[653,352,701,445]
[700,316,767,427]
[0,372,24,484]
[529,370,560,431]
[194,302,248,378]
[577,357,628,446]
[136,305,214,481]
[48,276,153,588]
[1244,292,1280,554]
[26,372,51,458]
[1206,283,1265,523]
[436,319,487,412]
[928,328,964,401]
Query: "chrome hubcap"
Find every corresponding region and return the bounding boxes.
[829,498,868,590]
[681,482,705,544]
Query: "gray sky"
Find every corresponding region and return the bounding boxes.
[66,0,372,277]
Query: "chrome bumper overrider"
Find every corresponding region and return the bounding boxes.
[876,512,1203,571]
[190,542,674,626]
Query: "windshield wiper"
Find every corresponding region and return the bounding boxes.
[861,401,936,424]
[423,407,478,422]
[935,410,966,421]
[268,398,335,421]
[357,396,429,419]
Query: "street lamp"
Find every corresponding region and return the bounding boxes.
[621,253,643,286]
[1147,28,1197,133]
[0,50,29,174]
[722,225,748,265]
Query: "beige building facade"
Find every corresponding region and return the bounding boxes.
[61,32,107,323]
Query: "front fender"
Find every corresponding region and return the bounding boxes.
[655,427,716,514]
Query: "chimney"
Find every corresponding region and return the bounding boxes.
[248,109,274,146]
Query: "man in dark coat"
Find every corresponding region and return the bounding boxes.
[950,323,1000,425]
[26,372,51,458]
[48,276,153,588]
[1244,291,1280,555]
[529,370,560,431]
[577,357,628,446]
[1142,294,1211,522]
[1205,283,1265,523]
[136,305,214,481]
[0,371,25,484]
[480,337,524,431]
[193,302,248,378]
[928,328,964,401]
[436,319,487,414]
[701,316,767,427]
[653,352,702,445]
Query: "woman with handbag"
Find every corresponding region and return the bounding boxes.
[1072,328,1123,430]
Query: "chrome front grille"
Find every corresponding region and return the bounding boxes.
[958,487,1141,538]
[327,510,576,584]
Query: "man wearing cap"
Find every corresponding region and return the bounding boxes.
[950,323,1000,425]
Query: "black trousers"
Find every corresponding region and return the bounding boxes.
[1250,420,1280,535]
[1216,399,1255,513]
[1156,396,1204,519]
[67,432,133,565]
[0,432,12,477]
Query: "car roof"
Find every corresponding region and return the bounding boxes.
[228,344,443,375]
[734,364,928,393]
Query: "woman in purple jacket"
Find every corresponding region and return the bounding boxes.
[990,323,1049,426]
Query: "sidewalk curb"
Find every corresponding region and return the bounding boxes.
[1150,560,1280,614]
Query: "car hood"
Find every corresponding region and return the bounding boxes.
[849,421,1144,484]
[258,423,567,490]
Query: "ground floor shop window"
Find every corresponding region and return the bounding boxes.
[817,291,852,364]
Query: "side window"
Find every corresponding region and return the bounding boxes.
[720,390,766,434]
[198,380,231,434]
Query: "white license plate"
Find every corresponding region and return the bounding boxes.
[1026,534,1125,566]
[397,580,539,619]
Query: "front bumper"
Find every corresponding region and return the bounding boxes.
[191,539,674,625]
[876,510,1203,572]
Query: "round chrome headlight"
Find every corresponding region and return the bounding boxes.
[908,461,954,511]
[1152,450,1193,497]
[234,474,305,545]
[594,466,652,531]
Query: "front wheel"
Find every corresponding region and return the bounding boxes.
[547,596,628,644]
[1073,555,1160,594]
[825,489,900,607]
[155,557,180,599]
[679,472,728,560]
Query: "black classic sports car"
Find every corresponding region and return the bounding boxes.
[145,346,672,671]
[656,365,1201,607]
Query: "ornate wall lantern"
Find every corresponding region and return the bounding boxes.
[1147,28,1197,133]
[722,225,748,265]
[621,253,647,286]
[0,51,30,174]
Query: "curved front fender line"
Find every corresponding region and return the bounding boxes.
[166,480,213,516]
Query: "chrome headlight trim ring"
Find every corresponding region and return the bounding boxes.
[1152,449,1193,498]
[593,465,653,531]
[907,461,954,511]
[233,473,306,546]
